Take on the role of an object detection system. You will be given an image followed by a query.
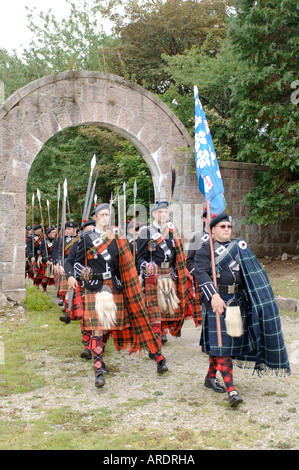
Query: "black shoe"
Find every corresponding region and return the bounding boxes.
[101,361,109,374]
[157,359,168,374]
[59,314,71,324]
[80,348,92,360]
[228,391,243,407]
[58,300,64,306]
[204,377,226,393]
[149,352,157,360]
[161,334,168,344]
[95,373,106,388]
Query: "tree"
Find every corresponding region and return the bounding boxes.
[105,0,234,92]
[160,39,241,160]
[0,49,29,99]
[228,0,299,225]
[22,0,117,77]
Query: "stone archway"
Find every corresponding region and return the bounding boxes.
[0,71,196,301]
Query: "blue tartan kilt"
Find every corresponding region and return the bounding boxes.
[200,292,256,357]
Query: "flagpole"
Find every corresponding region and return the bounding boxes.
[206,199,222,347]
[133,180,137,264]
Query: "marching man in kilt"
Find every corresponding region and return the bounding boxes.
[72,203,161,388]
[136,201,190,373]
[39,226,57,292]
[194,212,290,407]
[26,224,43,287]
[56,221,79,309]
[64,218,96,360]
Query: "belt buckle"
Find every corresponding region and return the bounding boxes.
[161,262,169,269]
[228,284,235,294]
[102,271,111,280]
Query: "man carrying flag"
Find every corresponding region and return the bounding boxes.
[193,87,290,407]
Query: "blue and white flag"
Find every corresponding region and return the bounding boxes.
[194,85,226,215]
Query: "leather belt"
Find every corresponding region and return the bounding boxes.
[91,272,112,280]
[218,284,242,294]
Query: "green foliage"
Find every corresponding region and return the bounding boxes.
[26,126,153,226]
[22,284,54,311]
[0,49,29,99]
[106,0,233,92]
[22,0,113,76]
[228,0,299,224]
[160,40,241,160]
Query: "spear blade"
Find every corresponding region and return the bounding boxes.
[56,184,61,239]
[46,199,51,228]
[82,154,97,221]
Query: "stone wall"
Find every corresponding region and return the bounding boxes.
[170,159,298,258]
[219,161,298,257]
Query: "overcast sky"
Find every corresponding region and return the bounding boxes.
[0,1,113,55]
[0,1,73,53]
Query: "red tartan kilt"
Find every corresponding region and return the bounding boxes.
[28,260,38,277]
[192,282,202,325]
[59,277,68,296]
[37,261,47,278]
[144,266,180,322]
[83,279,131,332]
[69,284,84,320]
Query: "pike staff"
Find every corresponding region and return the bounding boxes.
[56,184,61,238]
[31,193,35,276]
[206,199,222,347]
[123,181,126,234]
[133,179,137,264]
[61,179,68,269]
[82,154,96,221]
[109,187,119,229]
[86,169,99,219]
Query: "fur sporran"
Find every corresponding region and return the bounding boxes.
[225,299,244,337]
[45,262,54,278]
[157,275,180,315]
[95,285,117,330]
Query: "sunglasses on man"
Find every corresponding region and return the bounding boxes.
[217,224,232,229]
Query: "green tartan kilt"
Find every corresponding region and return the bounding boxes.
[144,266,181,323]
[83,278,131,332]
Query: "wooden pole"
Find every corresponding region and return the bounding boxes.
[206,200,222,347]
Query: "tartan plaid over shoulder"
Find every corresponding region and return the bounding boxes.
[165,224,190,336]
[114,229,160,356]
[215,239,290,375]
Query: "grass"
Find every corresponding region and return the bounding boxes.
[270,279,299,299]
